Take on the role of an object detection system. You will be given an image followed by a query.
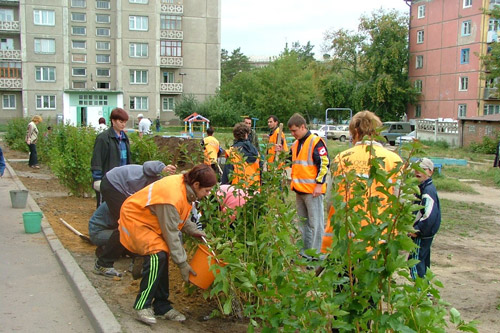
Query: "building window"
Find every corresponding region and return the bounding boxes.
[462,20,472,36]
[34,10,55,26]
[129,16,148,31]
[96,41,110,50]
[0,38,14,50]
[72,40,86,49]
[2,94,15,109]
[96,0,110,9]
[160,40,182,56]
[96,68,110,77]
[460,48,470,64]
[484,104,500,115]
[162,97,175,111]
[71,0,86,8]
[160,15,182,30]
[130,70,148,84]
[417,30,424,44]
[78,94,108,106]
[162,0,174,3]
[163,71,174,83]
[489,18,500,31]
[129,43,148,57]
[34,39,55,54]
[96,28,110,37]
[96,14,110,23]
[463,0,472,8]
[458,104,467,118]
[459,77,469,91]
[416,55,423,69]
[0,9,14,21]
[468,125,475,132]
[418,5,425,19]
[130,96,148,110]
[414,80,423,93]
[96,54,110,63]
[72,54,87,63]
[96,82,110,89]
[71,12,86,22]
[72,26,87,36]
[35,66,56,82]
[72,81,86,89]
[486,125,494,136]
[415,104,422,118]
[72,67,87,76]
[130,0,148,3]
[36,95,56,109]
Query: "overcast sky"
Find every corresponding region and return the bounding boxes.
[221,0,410,59]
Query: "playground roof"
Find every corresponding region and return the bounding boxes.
[183,112,210,123]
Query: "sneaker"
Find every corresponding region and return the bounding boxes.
[157,308,186,322]
[136,308,157,325]
[93,262,122,278]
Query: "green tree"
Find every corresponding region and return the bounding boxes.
[174,94,200,120]
[483,7,500,96]
[221,47,252,85]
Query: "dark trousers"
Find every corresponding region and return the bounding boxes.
[134,251,172,315]
[100,177,127,222]
[28,143,38,166]
[409,237,434,279]
[96,229,125,267]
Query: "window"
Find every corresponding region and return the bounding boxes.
[96,54,110,63]
[463,0,472,8]
[160,40,182,56]
[130,70,148,84]
[0,9,14,21]
[458,104,467,117]
[415,104,422,118]
[461,48,470,64]
[468,125,476,132]
[3,94,15,109]
[71,0,86,7]
[462,20,471,36]
[36,95,56,109]
[162,0,174,3]
[414,80,423,93]
[416,55,423,69]
[34,39,55,54]
[129,16,148,31]
[162,97,174,111]
[72,26,87,35]
[130,96,148,110]
[72,40,86,49]
[72,81,86,89]
[78,94,108,106]
[35,66,56,82]
[484,104,500,115]
[418,5,425,19]
[0,38,14,50]
[489,18,500,31]
[160,15,182,30]
[34,10,55,26]
[96,41,110,50]
[163,71,174,83]
[96,68,110,77]
[72,67,87,76]
[96,82,110,89]
[71,12,86,22]
[459,77,469,91]
[96,14,110,23]
[96,0,110,9]
[130,0,148,3]
[486,125,494,136]
[129,43,148,57]
[72,54,87,63]
[417,30,424,44]
[96,28,110,37]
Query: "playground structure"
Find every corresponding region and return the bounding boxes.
[181,112,210,138]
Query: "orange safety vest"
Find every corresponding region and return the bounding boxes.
[290,134,326,194]
[226,147,260,188]
[267,127,288,163]
[321,206,335,254]
[118,174,192,256]
[203,135,219,165]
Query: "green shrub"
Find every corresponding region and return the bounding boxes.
[5,118,29,152]
[468,134,499,154]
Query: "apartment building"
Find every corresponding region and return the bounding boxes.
[0,0,221,126]
[408,0,500,120]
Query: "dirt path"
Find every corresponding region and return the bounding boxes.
[439,182,500,208]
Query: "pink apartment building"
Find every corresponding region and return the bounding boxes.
[408,0,500,121]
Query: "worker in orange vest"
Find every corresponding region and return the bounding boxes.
[202,127,220,175]
[118,164,217,326]
[266,115,288,165]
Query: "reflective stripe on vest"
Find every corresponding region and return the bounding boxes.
[291,134,326,194]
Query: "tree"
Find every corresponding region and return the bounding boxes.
[483,6,500,96]
[221,48,252,85]
[174,94,200,120]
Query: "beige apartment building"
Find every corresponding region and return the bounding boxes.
[0,0,221,127]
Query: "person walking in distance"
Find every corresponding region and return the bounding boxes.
[25,115,42,169]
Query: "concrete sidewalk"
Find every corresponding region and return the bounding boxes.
[0,162,121,332]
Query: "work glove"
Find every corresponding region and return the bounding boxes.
[190,229,206,239]
[178,262,196,283]
[93,180,101,192]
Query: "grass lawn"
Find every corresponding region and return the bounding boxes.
[440,198,497,237]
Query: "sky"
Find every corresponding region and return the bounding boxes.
[221,0,410,59]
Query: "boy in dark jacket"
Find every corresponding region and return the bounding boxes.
[409,158,441,279]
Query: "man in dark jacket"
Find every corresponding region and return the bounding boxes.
[91,108,132,208]
[409,158,441,279]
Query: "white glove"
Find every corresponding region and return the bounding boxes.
[93,180,102,192]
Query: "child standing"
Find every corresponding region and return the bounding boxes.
[409,158,441,279]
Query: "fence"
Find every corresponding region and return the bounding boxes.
[416,119,459,147]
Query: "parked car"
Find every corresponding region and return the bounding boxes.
[327,125,351,142]
[310,125,336,139]
[397,130,417,143]
[381,122,413,146]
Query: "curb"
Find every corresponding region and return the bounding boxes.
[5,161,122,333]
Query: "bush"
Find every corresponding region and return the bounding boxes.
[468,134,499,154]
[5,118,29,152]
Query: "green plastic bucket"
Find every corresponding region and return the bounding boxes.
[10,190,29,208]
[23,212,43,234]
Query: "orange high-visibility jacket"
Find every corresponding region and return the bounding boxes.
[226,147,260,187]
[291,134,327,194]
[119,174,192,255]
[203,135,219,165]
[267,127,288,163]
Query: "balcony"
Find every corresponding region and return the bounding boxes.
[0,78,21,90]
[160,56,183,68]
[0,0,19,5]
[160,82,183,94]
[484,87,499,100]
[161,4,183,14]
[160,30,183,40]
[0,20,20,32]
[0,49,20,60]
